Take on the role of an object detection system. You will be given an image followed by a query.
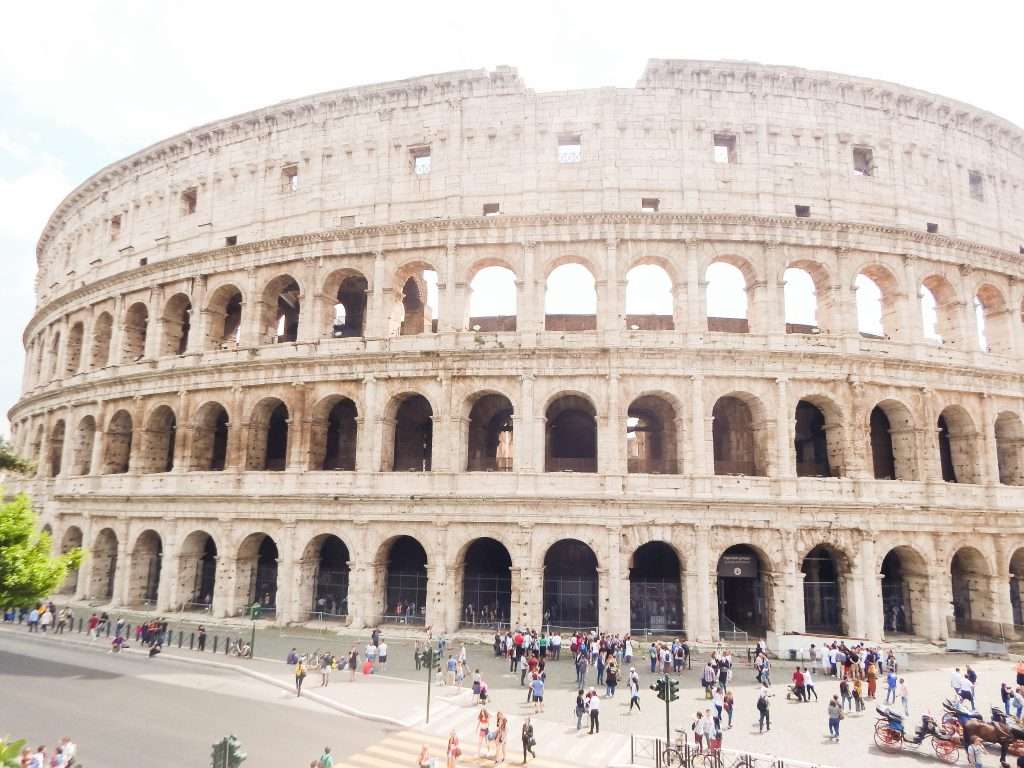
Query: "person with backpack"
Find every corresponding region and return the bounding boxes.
[317,747,334,768]
[294,658,307,697]
[521,719,536,763]
[827,695,843,741]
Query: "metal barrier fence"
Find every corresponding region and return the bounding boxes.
[630,735,839,768]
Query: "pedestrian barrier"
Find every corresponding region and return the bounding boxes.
[630,735,839,768]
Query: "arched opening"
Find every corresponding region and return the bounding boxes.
[461,538,512,628]
[260,275,300,344]
[330,274,368,337]
[975,284,1011,354]
[951,547,996,637]
[856,266,900,339]
[65,322,84,375]
[389,394,432,471]
[177,531,217,611]
[190,402,229,471]
[545,263,597,331]
[236,533,279,616]
[717,545,771,638]
[545,394,597,472]
[140,405,176,474]
[206,284,243,349]
[880,547,929,637]
[305,535,350,620]
[920,275,960,345]
[869,400,918,481]
[802,545,845,635]
[995,412,1024,486]
[59,526,84,594]
[48,331,61,380]
[627,395,679,474]
[625,264,674,330]
[88,528,118,602]
[937,406,979,484]
[392,265,438,336]
[161,293,192,356]
[310,397,358,471]
[543,539,599,630]
[102,410,133,475]
[48,420,66,477]
[630,542,683,634]
[468,266,517,332]
[794,400,833,477]
[246,399,289,471]
[712,395,764,476]
[121,302,149,362]
[705,260,749,333]
[71,415,96,476]
[383,535,428,624]
[1010,548,1024,632]
[128,530,163,606]
[467,394,514,471]
[90,312,113,369]
[783,266,819,333]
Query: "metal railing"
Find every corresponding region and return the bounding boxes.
[379,612,426,626]
[632,735,839,768]
[718,613,749,644]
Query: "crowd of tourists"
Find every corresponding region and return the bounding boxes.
[11,738,77,767]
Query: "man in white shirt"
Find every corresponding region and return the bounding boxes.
[951,668,964,694]
[587,689,601,734]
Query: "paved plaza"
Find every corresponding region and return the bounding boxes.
[4,610,1022,767]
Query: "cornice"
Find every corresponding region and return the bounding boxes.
[23,212,1024,344]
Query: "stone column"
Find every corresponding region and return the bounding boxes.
[900,255,925,347]
[274,525,297,624]
[980,394,1000,486]
[685,240,704,334]
[860,537,883,641]
[693,526,713,642]
[225,387,246,470]
[112,543,131,607]
[918,388,940,482]
[214,555,238,619]
[515,375,535,472]
[689,375,708,475]
[74,520,94,601]
[519,241,541,344]
[156,533,177,613]
[845,562,867,639]
[775,377,793,478]
[601,235,621,342]
[436,245,457,335]
[287,385,308,471]
[356,375,378,474]
[516,566,544,630]
[599,374,623,475]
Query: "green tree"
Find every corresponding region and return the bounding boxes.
[0,738,27,768]
[0,493,82,608]
[0,440,34,475]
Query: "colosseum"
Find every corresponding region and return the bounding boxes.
[10,59,1024,646]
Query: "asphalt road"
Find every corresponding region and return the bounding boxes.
[0,632,389,768]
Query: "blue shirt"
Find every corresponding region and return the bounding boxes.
[887,673,897,688]
[531,678,544,697]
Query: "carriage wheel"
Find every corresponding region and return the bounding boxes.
[874,723,902,752]
[931,737,959,764]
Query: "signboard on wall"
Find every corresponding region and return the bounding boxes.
[718,553,758,578]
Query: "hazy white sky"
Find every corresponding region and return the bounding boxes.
[2,0,1022,434]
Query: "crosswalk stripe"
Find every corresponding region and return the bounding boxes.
[346,753,403,768]
[345,729,585,768]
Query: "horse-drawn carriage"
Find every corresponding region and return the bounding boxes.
[939,700,1024,766]
[874,706,960,762]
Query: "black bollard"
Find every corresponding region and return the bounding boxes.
[177,631,183,648]
[105,622,111,637]
[189,633,194,650]
[77,618,83,633]
[126,623,132,637]
[225,637,230,655]
[213,636,219,654]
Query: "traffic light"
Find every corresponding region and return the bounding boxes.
[211,735,246,768]
[650,678,666,699]
[667,678,680,702]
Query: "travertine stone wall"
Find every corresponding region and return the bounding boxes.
[11,61,1024,642]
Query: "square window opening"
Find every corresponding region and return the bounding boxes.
[641,197,660,213]
[558,134,582,164]
[927,222,939,234]
[969,170,984,201]
[139,257,148,267]
[853,146,874,176]
[410,146,431,175]
[795,205,811,218]
[483,203,500,216]
[110,214,122,240]
[713,133,737,164]
[282,164,300,192]
[181,187,198,216]
[225,235,238,246]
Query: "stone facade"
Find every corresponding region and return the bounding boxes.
[9,60,1024,642]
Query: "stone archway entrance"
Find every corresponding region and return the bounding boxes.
[717,545,770,638]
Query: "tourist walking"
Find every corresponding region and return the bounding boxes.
[587,689,601,733]
[756,687,771,733]
[898,677,910,716]
[575,689,586,729]
[827,695,842,741]
[446,730,461,768]
[295,658,307,697]
[494,711,508,763]
[629,672,641,711]
[476,708,490,756]
[521,718,536,763]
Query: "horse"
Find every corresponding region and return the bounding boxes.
[962,719,1016,767]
